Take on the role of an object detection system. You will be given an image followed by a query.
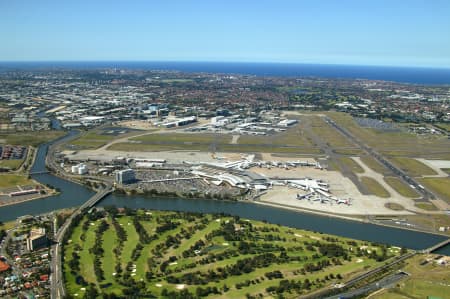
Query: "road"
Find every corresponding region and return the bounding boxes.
[50,183,113,299]
[325,271,409,299]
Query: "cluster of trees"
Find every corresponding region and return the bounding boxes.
[167,253,281,285]
[111,216,126,278]
[266,279,311,295]
[195,286,221,297]
[197,249,239,265]
[237,240,286,255]
[264,270,284,280]
[132,217,154,244]
[89,220,109,281]
[156,220,179,234]
[317,243,347,258]
[208,219,251,241]
[182,239,205,258]
[161,289,195,299]
[302,259,332,273]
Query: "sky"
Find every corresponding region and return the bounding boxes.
[1,0,450,68]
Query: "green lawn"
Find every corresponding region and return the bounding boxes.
[360,156,389,175]
[418,177,450,203]
[309,115,356,148]
[383,177,420,198]
[130,133,231,144]
[360,176,390,198]
[414,202,438,211]
[108,141,323,154]
[326,112,450,160]
[339,157,364,173]
[372,255,450,299]
[390,157,437,177]
[101,219,120,293]
[64,224,84,295]
[0,131,65,146]
[80,221,98,284]
[117,217,139,268]
[64,210,400,298]
[238,125,314,148]
[0,159,24,170]
[109,127,322,155]
[0,174,34,188]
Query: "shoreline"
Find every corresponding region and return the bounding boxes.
[0,190,59,208]
[253,199,450,238]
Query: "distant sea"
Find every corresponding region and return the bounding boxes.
[1,61,450,85]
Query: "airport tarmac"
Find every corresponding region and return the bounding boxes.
[66,148,432,216]
[252,166,421,216]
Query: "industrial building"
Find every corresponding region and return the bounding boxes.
[115,169,136,184]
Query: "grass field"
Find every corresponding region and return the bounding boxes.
[69,128,146,149]
[309,115,357,148]
[130,133,231,144]
[417,177,450,203]
[360,176,390,198]
[109,129,323,155]
[389,157,437,177]
[360,156,390,175]
[383,177,420,198]
[0,174,34,188]
[384,203,404,211]
[371,254,450,299]
[326,112,450,159]
[0,159,24,170]
[70,132,116,149]
[238,126,315,148]
[414,202,438,211]
[0,131,65,146]
[63,210,399,298]
[434,123,450,132]
[339,157,364,173]
[108,142,323,154]
[0,220,16,231]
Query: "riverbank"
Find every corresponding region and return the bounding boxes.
[1,131,448,254]
[0,189,59,207]
[254,199,449,238]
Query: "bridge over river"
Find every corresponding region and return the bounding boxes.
[50,183,113,299]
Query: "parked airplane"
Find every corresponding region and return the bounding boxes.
[297,192,314,200]
[336,198,351,205]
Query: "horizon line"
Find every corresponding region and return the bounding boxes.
[1,60,450,70]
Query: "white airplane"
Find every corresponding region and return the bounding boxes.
[312,195,322,201]
[297,192,314,200]
[320,197,331,203]
[336,198,351,205]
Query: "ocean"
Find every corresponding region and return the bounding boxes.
[1,61,449,85]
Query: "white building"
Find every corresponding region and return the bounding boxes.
[71,163,88,175]
[277,119,298,127]
[115,169,135,184]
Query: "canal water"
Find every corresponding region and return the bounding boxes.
[0,134,448,254]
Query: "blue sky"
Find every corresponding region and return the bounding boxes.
[1,0,449,67]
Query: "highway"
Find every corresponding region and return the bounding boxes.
[325,271,409,299]
[50,183,113,299]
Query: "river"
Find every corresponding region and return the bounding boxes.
[0,133,448,254]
